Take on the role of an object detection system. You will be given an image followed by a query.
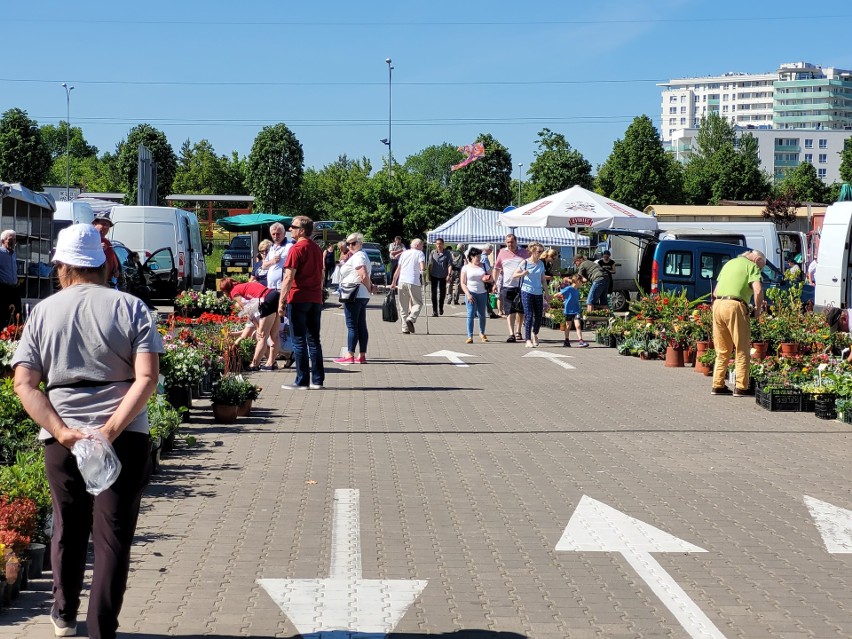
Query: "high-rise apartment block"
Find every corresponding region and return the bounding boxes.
[659,62,852,183]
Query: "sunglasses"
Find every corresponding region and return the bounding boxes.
[346,241,359,246]
[289,225,302,230]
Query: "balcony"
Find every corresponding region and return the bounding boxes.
[774,144,801,152]
[774,159,801,167]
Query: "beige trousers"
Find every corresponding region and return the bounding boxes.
[398,282,423,324]
[712,299,751,391]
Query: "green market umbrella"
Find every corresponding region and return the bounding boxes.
[838,183,852,202]
[216,213,292,231]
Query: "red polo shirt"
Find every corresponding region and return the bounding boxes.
[284,238,324,304]
[230,281,269,301]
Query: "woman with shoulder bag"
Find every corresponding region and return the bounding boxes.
[513,242,548,348]
[334,233,376,365]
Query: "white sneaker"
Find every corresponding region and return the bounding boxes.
[309,384,323,390]
[281,383,309,390]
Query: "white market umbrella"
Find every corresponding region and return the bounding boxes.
[498,185,657,231]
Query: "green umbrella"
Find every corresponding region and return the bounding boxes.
[216,213,292,231]
[838,183,852,202]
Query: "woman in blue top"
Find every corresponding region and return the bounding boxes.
[513,242,547,348]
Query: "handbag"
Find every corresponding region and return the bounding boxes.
[338,281,360,303]
[382,290,399,323]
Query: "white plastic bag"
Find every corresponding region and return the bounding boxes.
[237,298,260,319]
[71,429,122,496]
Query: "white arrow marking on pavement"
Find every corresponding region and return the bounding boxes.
[804,495,852,553]
[556,495,726,639]
[424,350,477,367]
[258,489,427,635]
[522,350,575,370]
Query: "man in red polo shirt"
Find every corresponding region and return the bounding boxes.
[278,216,325,389]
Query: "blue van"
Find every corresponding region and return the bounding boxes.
[642,239,814,304]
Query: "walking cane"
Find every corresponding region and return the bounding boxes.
[423,276,430,335]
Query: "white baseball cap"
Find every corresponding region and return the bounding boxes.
[53,224,106,268]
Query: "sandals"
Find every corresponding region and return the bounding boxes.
[515,332,523,340]
[506,335,516,343]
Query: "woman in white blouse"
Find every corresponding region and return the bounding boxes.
[460,247,491,343]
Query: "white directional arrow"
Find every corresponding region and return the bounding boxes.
[425,350,477,367]
[258,489,427,635]
[522,350,575,370]
[804,495,852,553]
[557,495,726,639]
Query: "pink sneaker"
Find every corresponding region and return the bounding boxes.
[356,354,367,364]
[334,355,355,364]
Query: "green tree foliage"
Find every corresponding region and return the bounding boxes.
[0,108,52,189]
[839,137,852,184]
[448,133,512,210]
[683,115,770,204]
[116,124,177,205]
[596,115,683,209]
[525,128,593,200]
[299,155,374,226]
[172,138,237,196]
[40,122,98,160]
[403,143,461,188]
[246,123,304,213]
[774,161,830,203]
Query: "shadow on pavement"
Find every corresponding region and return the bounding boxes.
[128,631,527,639]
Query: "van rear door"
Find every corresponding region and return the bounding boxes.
[814,204,852,310]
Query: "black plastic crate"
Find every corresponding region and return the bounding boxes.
[756,385,802,412]
[801,392,817,412]
[814,395,837,420]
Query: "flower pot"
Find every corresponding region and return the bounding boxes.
[779,342,799,356]
[683,347,695,366]
[162,431,176,453]
[665,346,684,368]
[639,352,656,361]
[695,340,711,357]
[559,322,566,331]
[5,559,21,599]
[166,386,192,422]
[695,361,712,375]
[212,403,239,424]
[237,400,253,417]
[26,543,46,580]
[751,342,768,360]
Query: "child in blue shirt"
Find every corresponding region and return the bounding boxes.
[559,275,588,347]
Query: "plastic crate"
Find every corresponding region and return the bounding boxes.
[814,396,837,420]
[801,392,817,412]
[756,385,802,412]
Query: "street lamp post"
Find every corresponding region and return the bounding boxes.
[517,163,523,206]
[61,82,74,200]
[386,58,393,176]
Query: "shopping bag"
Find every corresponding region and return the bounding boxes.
[382,290,399,322]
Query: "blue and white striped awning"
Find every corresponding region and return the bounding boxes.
[427,206,590,246]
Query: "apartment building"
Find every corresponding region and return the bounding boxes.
[659,62,852,182]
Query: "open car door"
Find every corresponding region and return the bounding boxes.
[143,248,178,300]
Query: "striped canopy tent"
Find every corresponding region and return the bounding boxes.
[426,206,590,246]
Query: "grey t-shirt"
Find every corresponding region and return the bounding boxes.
[12,284,164,439]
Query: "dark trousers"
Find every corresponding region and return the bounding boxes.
[0,282,21,328]
[343,296,370,354]
[289,302,325,386]
[521,291,544,340]
[430,277,447,313]
[45,431,151,639]
[447,275,461,303]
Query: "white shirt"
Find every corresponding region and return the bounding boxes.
[396,248,425,286]
[265,241,291,290]
[462,264,486,294]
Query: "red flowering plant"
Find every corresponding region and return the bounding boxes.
[0,495,37,557]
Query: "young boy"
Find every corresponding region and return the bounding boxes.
[560,275,588,347]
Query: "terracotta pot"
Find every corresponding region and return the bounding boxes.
[779,342,799,356]
[237,400,253,417]
[703,368,713,376]
[683,347,696,366]
[751,342,768,360]
[665,346,684,368]
[695,360,712,375]
[695,341,711,357]
[212,403,239,423]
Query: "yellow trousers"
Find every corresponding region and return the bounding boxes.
[712,299,751,391]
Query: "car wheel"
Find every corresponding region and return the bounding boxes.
[610,290,629,312]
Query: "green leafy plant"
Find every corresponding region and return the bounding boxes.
[0,450,51,544]
[698,348,717,366]
[211,374,260,406]
[147,394,184,442]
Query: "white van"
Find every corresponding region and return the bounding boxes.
[52,201,95,245]
[108,206,207,295]
[657,221,809,266]
[813,202,852,311]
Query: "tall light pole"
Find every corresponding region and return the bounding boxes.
[386,58,393,176]
[61,82,74,200]
[517,162,523,206]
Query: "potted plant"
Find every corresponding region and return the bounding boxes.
[210,374,257,423]
[148,395,184,453]
[696,348,716,376]
[237,379,261,417]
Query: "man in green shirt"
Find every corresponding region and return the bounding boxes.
[711,250,765,397]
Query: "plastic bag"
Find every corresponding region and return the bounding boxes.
[237,298,260,319]
[71,429,122,496]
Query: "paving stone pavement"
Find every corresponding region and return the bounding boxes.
[2,300,851,638]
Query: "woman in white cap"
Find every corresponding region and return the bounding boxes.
[11,224,164,639]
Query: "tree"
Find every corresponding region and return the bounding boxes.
[116,124,177,205]
[448,133,512,210]
[683,116,770,204]
[0,108,51,189]
[839,137,852,184]
[172,139,230,195]
[246,123,304,213]
[775,161,829,203]
[525,128,593,200]
[763,186,801,227]
[298,155,374,225]
[403,143,461,188]
[40,122,98,161]
[596,115,683,210]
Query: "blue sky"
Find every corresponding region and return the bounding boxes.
[2,1,851,184]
